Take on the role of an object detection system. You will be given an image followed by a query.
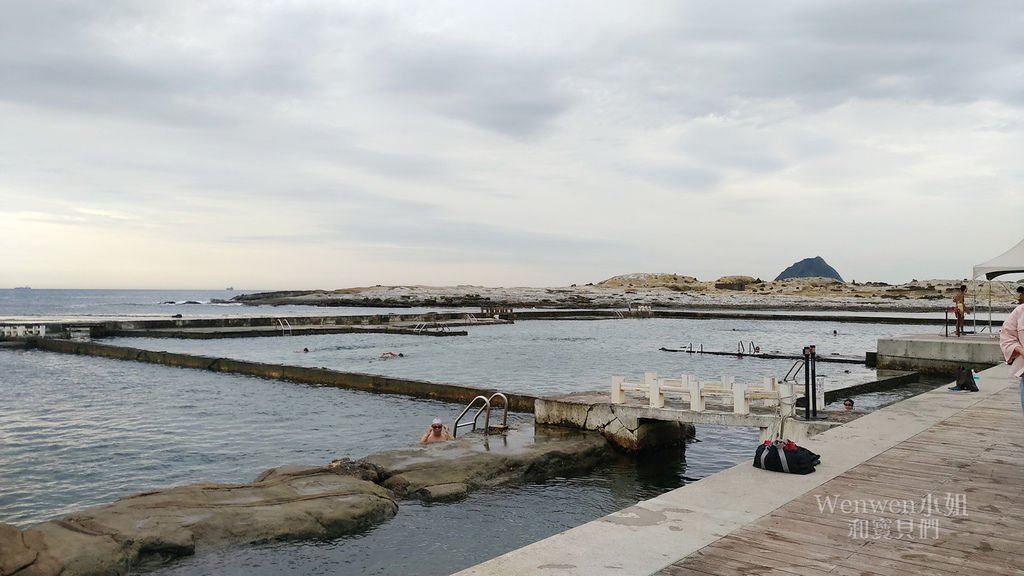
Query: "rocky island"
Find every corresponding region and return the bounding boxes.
[229,274,1020,313]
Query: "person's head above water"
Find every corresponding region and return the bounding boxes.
[842,398,854,410]
[421,417,453,443]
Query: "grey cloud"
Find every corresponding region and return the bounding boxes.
[373,42,574,137]
[0,2,356,126]
[283,132,456,184]
[592,1,1024,120]
[622,163,722,193]
[11,0,1019,136]
[672,125,787,175]
[337,210,627,264]
[220,206,631,266]
[1,0,579,140]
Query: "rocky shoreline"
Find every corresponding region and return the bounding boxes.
[0,426,611,576]
[229,275,1021,313]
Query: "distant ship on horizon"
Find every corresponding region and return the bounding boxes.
[225,287,235,291]
[13,286,31,290]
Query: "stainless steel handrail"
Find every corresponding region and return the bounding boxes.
[486,392,509,431]
[783,359,805,382]
[737,340,757,354]
[452,392,510,437]
[452,395,490,438]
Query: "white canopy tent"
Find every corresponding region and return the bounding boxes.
[973,237,1024,280]
[971,238,1024,333]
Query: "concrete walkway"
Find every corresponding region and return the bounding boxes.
[455,364,1022,576]
[877,332,1001,373]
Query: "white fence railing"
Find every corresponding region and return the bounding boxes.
[1,325,47,338]
[611,371,795,416]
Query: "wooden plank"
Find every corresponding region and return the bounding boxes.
[722,532,854,566]
[665,385,1024,576]
[658,565,717,576]
[853,537,1024,576]
[675,552,827,576]
[701,535,844,573]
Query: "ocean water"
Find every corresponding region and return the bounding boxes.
[0,290,952,575]
[0,288,473,321]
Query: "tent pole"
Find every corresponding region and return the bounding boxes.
[988,281,992,333]
[972,280,977,334]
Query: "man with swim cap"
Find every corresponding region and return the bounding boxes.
[420,418,454,443]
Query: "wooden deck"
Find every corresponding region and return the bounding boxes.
[659,384,1024,576]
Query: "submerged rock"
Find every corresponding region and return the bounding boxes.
[364,426,612,501]
[0,427,613,575]
[1,466,397,576]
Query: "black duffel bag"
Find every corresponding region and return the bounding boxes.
[753,440,820,474]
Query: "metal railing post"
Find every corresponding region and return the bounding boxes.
[802,346,811,420]
[810,344,818,418]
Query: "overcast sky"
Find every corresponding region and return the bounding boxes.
[2,1,1022,289]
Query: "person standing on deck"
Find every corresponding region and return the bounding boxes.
[953,285,969,336]
[999,288,1024,414]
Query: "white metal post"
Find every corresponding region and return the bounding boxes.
[645,372,663,408]
[611,376,625,404]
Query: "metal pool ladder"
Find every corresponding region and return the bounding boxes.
[452,392,509,438]
[783,359,805,383]
[276,318,292,335]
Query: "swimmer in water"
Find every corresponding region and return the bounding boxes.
[420,418,453,443]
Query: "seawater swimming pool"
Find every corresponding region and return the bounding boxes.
[0,347,759,575]
[110,317,918,396]
[1,315,944,575]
